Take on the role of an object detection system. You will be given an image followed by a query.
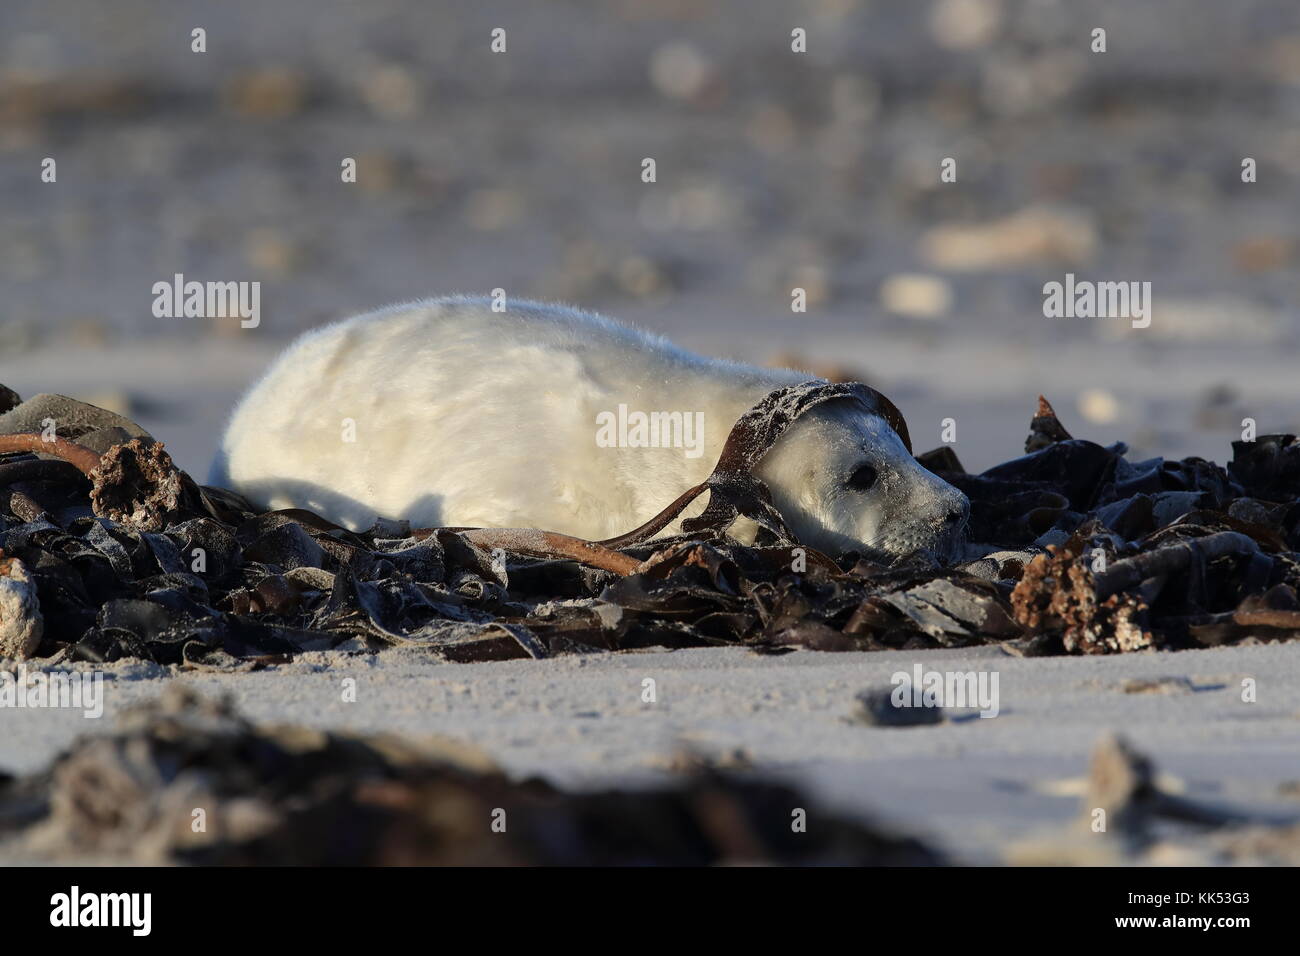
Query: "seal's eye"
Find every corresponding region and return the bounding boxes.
[847,463,878,491]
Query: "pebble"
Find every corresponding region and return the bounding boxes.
[649,42,713,102]
[919,205,1096,271]
[0,553,43,660]
[851,687,944,727]
[880,273,953,319]
[1077,388,1121,426]
[223,67,307,119]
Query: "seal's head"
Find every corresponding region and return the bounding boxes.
[755,396,969,562]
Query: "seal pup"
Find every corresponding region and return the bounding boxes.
[211,296,969,560]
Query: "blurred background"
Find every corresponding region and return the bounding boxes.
[1,0,1298,476]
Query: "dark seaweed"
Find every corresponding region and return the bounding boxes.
[3,388,1299,664]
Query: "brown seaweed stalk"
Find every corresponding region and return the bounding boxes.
[595,480,709,549]
[0,433,200,532]
[0,432,102,475]
[459,528,642,576]
[1233,608,1300,629]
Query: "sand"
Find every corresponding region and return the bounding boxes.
[4,640,1298,863]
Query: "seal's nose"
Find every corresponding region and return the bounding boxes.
[942,494,970,530]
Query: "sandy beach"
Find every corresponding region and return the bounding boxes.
[3,640,1298,863]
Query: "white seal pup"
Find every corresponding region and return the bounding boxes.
[211,297,969,560]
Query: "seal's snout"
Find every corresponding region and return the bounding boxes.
[945,493,971,530]
[934,488,971,561]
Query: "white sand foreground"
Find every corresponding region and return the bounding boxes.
[3,641,1298,863]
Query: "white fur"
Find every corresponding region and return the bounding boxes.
[212,297,968,559]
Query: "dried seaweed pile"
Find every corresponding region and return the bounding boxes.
[0,686,941,865]
[2,386,1299,666]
